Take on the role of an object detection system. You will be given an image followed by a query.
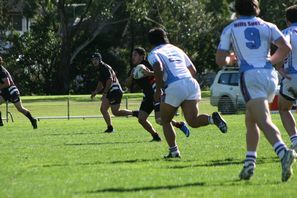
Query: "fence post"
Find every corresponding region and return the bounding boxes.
[67,94,70,120]
[6,101,8,122]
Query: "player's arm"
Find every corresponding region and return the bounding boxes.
[270,37,291,65]
[151,61,163,101]
[187,64,197,78]
[216,51,237,66]
[91,81,103,99]
[142,68,154,77]
[0,77,10,90]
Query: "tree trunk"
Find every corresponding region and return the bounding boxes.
[53,38,71,94]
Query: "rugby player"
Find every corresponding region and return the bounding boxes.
[216,0,296,182]
[126,47,191,141]
[147,28,227,158]
[0,56,37,129]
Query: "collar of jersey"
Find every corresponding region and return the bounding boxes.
[238,16,256,20]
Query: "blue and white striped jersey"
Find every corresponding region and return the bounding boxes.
[218,16,286,72]
[282,23,297,74]
[148,44,193,86]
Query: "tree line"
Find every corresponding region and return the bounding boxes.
[0,0,295,95]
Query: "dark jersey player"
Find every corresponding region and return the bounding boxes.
[90,52,137,132]
[126,47,190,141]
[0,56,37,129]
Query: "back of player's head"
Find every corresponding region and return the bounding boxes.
[286,5,297,23]
[91,52,102,62]
[133,47,146,56]
[148,28,169,46]
[235,0,260,16]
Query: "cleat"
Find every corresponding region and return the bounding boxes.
[281,149,296,182]
[0,121,3,126]
[164,151,181,159]
[212,112,227,133]
[151,133,161,142]
[132,110,139,117]
[239,164,255,180]
[31,118,37,129]
[104,127,114,133]
[179,122,190,137]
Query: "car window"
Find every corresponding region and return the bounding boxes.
[218,72,239,86]
[218,73,230,85]
[229,73,239,86]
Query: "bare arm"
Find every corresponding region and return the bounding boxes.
[187,65,197,78]
[91,81,103,99]
[152,61,163,102]
[270,38,291,65]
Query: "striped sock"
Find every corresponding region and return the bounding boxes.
[244,151,257,168]
[273,141,287,160]
[169,145,179,154]
[290,134,297,147]
[208,116,214,124]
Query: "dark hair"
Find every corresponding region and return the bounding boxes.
[91,52,102,62]
[286,5,297,23]
[133,47,146,56]
[235,0,260,16]
[148,28,169,46]
[0,56,3,65]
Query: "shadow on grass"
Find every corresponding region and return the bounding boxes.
[83,179,280,194]
[43,132,98,136]
[64,140,148,146]
[41,158,162,168]
[85,182,205,193]
[166,157,279,169]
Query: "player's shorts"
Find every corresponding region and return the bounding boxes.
[139,96,160,114]
[163,77,201,107]
[240,69,278,103]
[280,74,297,101]
[107,89,123,105]
[0,85,20,103]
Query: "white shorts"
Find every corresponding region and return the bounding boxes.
[280,74,297,101]
[163,78,201,107]
[240,69,278,103]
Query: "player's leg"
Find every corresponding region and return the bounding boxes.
[239,107,259,180]
[278,95,297,150]
[247,98,296,182]
[138,99,161,141]
[13,99,37,129]
[109,91,132,117]
[161,102,180,158]
[0,96,4,126]
[100,96,113,132]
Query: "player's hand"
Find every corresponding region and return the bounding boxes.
[90,92,96,99]
[277,67,291,80]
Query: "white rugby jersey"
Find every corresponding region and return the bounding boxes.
[218,16,285,72]
[148,44,193,86]
[282,23,297,74]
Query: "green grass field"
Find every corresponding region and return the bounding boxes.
[1,95,297,197]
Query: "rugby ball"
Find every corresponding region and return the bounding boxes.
[132,64,146,79]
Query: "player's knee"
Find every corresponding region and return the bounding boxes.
[155,118,162,125]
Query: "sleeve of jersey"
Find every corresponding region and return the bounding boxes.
[217,26,232,52]
[147,52,161,68]
[184,53,194,67]
[271,24,286,44]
